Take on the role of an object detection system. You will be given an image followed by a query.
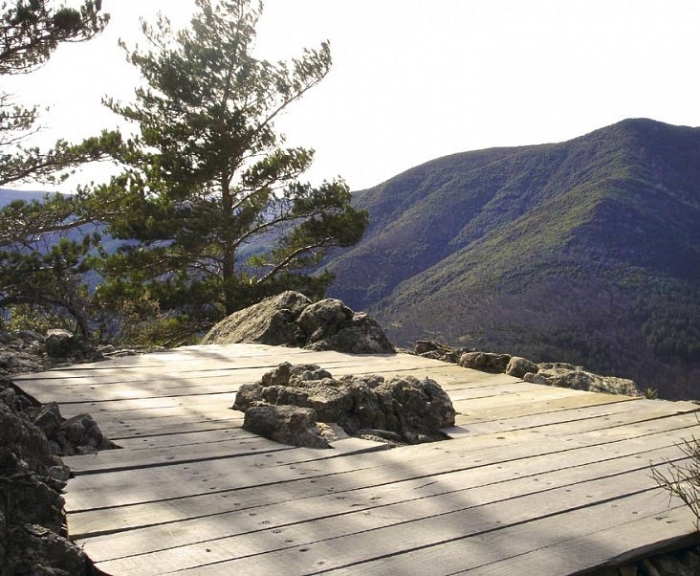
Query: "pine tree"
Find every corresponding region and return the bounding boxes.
[97,0,367,334]
[0,0,114,333]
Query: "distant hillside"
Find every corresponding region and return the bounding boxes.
[0,189,55,206]
[326,119,700,399]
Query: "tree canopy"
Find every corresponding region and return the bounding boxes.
[0,0,113,333]
[96,0,367,337]
[0,0,112,187]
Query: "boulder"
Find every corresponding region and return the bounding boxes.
[0,374,120,575]
[413,340,466,363]
[6,524,86,576]
[203,291,395,354]
[234,363,455,448]
[0,329,105,378]
[202,291,310,347]
[459,351,512,373]
[242,405,330,449]
[506,356,539,378]
[58,413,105,455]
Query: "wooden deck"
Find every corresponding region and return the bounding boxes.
[14,343,700,575]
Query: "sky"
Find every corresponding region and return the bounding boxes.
[6,0,700,192]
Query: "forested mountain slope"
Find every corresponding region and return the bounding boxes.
[327,119,700,398]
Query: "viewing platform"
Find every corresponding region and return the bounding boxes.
[15,343,700,575]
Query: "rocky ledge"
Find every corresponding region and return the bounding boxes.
[0,329,118,575]
[413,340,642,397]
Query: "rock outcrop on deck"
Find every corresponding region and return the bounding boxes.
[233,362,456,448]
[202,291,395,354]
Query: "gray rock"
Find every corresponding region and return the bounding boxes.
[243,404,330,449]
[203,291,395,354]
[306,311,395,354]
[524,363,640,396]
[44,329,77,358]
[298,298,353,343]
[459,351,512,373]
[233,364,455,447]
[201,291,311,346]
[6,524,86,576]
[31,402,63,438]
[413,340,465,363]
[506,356,539,378]
[59,413,104,454]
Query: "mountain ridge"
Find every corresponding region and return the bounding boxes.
[326,118,700,398]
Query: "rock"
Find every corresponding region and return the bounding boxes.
[524,363,641,396]
[59,413,105,455]
[0,402,55,474]
[201,291,310,347]
[459,351,512,373]
[0,371,119,575]
[373,375,456,444]
[297,298,353,342]
[6,524,86,576]
[0,329,106,378]
[647,554,696,576]
[412,341,639,398]
[31,402,63,438]
[0,331,127,575]
[234,363,455,448]
[506,356,539,378]
[203,291,395,354]
[413,340,466,363]
[243,404,330,449]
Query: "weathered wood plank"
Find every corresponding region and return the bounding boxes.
[96,413,243,440]
[134,475,687,576]
[74,443,691,569]
[319,497,692,576]
[462,506,696,575]
[64,421,700,539]
[454,391,638,425]
[447,397,699,438]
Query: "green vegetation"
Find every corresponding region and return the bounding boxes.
[0,0,366,344]
[327,119,700,399]
[652,434,700,529]
[0,0,118,335]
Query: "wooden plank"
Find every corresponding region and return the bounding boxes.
[463,507,697,575]
[96,414,243,440]
[64,422,700,538]
[71,409,700,495]
[67,410,700,497]
[58,391,237,414]
[121,473,688,576]
[454,391,638,425]
[74,444,691,570]
[447,397,699,438]
[65,433,293,474]
[114,427,255,451]
[319,496,692,576]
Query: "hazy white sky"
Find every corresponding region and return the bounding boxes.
[7,0,700,192]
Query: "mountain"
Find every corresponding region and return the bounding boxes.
[326,119,700,399]
[0,189,55,206]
